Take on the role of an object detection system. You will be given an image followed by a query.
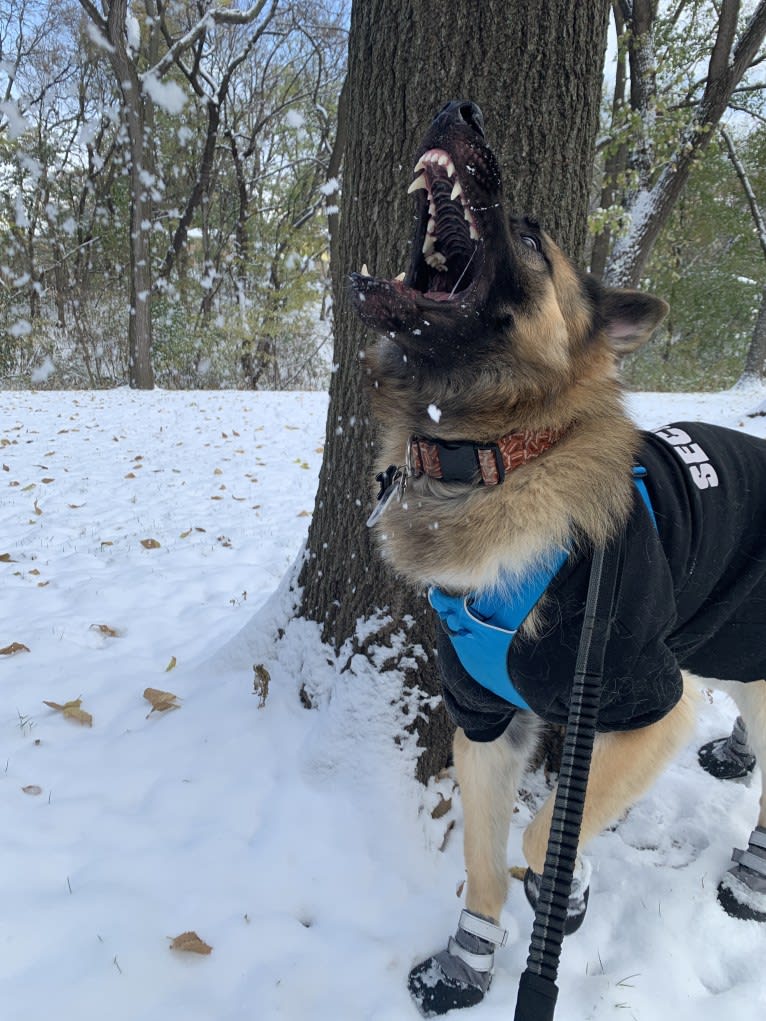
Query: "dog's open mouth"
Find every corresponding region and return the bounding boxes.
[401,146,482,300]
[357,144,483,307]
[350,101,506,344]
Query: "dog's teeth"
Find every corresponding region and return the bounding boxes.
[469,224,480,241]
[413,158,425,174]
[428,200,437,216]
[446,160,455,178]
[407,173,428,194]
[425,252,447,270]
[423,233,435,256]
[437,154,449,167]
[394,272,405,282]
[450,180,463,201]
[361,263,370,277]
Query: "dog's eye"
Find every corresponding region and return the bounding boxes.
[520,234,541,252]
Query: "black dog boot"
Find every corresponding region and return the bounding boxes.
[408,909,507,1017]
[718,825,766,922]
[698,716,756,780]
[523,856,591,935]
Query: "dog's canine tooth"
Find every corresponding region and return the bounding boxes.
[360,263,370,277]
[470,224,480,241]
[413,158,425,174]
[451,180,463,201]
[407,173,428,194]
[394,272,406,282]
[446,160,456,178]
[423,232,436,256]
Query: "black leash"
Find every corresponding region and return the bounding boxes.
[513,538,622,1021]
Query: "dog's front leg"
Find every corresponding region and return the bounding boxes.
[408,713,538,1017]
[453,721,534,920]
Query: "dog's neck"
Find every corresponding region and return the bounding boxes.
[408,427,567,487]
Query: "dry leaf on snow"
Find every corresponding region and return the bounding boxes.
[143,687,181,716]
[1,642,30,655]
[169,931,212,955]
[140,538,161,549]
[43,698,93,727]
[0,552,17,562]
[253,664,270,708]
[165,656,177,673]
[90,623,121,638]
[21,785,42,796]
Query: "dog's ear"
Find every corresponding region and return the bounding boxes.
[600,287,669,354]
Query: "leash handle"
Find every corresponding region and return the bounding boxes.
[514,539,621,1021]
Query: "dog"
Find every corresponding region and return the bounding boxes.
[349,99,766,1017]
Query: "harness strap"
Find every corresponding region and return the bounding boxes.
[430,466,657,710]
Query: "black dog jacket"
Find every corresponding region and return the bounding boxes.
[436,422,766,742]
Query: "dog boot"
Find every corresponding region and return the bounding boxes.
[698,716,756,780]
[523,856,591,935]
[407,909,507,1017]
[717,825,766,922]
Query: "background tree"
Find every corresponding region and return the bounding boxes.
[593,0,766,288]
[298,0,612,782]
[0,0,345,389]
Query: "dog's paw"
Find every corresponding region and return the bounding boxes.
[408,909,506,1016]
[717,826,766,923]
[523,862,590,935]
[408,953,490,1017]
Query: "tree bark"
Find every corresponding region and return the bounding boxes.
[298,0,611,783]
[104,0,155,389]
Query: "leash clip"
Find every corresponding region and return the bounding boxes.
[367,463,407,527]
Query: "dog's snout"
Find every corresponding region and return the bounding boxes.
[436,99,485,138]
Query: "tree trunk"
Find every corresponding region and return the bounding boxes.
[299,0,611,783]
[106,0,155,389]
[742,286,766,381]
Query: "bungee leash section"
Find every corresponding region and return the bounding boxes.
[514,538,622,1021]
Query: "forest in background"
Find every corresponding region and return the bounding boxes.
[0,0,764,392]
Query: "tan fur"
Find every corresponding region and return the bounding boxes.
[521,675,700,874]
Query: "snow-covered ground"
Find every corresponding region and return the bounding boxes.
[2,384,765,1021]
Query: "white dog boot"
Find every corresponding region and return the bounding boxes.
[717,826,766,922]
[523,855,591,934]
[407,909,507,1017]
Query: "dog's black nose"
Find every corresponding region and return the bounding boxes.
[435,100,485,138]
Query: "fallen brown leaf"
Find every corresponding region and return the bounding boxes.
[90,623,121,638]
[143,687,181,716]
[165,656,177,672]
[169,931,212,955]
[253,664,270,708]
[140,538,161,549]
[0,553,17,562]
[43,698,93,726]
[509,866,527,882]
[21,785,42,796]
[1,642,30,655]
[431,795,452,820]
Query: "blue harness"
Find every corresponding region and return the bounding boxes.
[429,467,656,709]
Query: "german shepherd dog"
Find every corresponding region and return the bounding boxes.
[350,101,766,1016]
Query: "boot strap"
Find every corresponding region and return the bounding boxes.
[447,936,495,973]
[732,848,766,877]
[458,909,508,947]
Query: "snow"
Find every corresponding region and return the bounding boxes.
[141,72,187,115]
[2,384,766,1021]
